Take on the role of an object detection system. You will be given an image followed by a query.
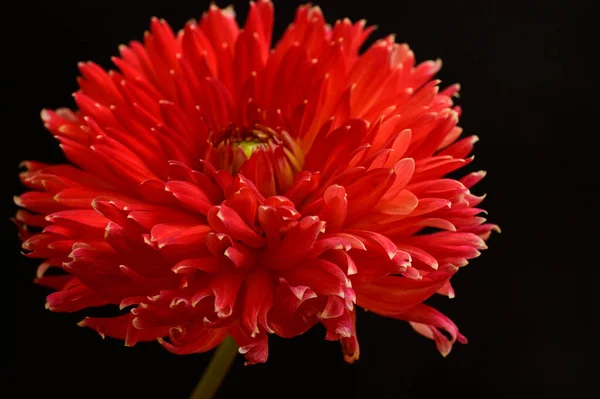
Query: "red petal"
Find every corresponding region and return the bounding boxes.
[159,324,228,354]
[166,180,214,215]
[262,216,325,268]
[269,279,317,338]
[320,310,360,363]
[355,268,456,315]
[319,185,348,232]
[210,269,247,318]
[281,259,349,297]
[230,322,269,365]
[392,304,467,357]
[241,268,274,335]
[172,257,226,274]
[208,205,265,248]
[151,224,211,248]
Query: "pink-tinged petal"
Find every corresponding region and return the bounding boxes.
[241,268,274,335]
[355,268,456,315]
[392,304,467,357]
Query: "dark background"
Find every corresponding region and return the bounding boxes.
[3,0,591,398]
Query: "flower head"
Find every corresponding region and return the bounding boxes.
[15,1,498,364]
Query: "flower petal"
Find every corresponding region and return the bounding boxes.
[355,268,456,315]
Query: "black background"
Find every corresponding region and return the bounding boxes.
[3,0,592,398]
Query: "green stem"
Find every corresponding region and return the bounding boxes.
[188,335,238,399]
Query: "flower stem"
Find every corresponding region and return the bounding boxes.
[188,335,238,399]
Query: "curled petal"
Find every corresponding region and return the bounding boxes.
[158,324,228,354]
[392,304,468,357]
[241,268,274,335]
[208,205,265,248]
[321,310,360,364]
[210,269,247,318]
[230,323,269,365]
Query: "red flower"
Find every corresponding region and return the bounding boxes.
[15,1,498,365]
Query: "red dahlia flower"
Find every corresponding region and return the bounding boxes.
[15,1,498,365]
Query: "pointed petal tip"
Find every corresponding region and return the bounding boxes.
[13,196,24,207]
[344,353,359,364]
[40,109,51,122]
